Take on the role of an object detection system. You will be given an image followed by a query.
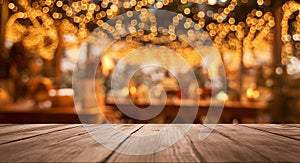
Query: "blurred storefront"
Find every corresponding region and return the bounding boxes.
[0,0,300,123]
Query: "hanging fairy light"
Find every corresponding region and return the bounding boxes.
[5,1,58,60]
[281,1,300,65]
[4,0,275,69]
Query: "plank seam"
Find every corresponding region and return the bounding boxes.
[241,124,300,141]
[184,134,207,163]
[203,125,272,162]
[0,124,66,136]
[54,125,107,144]
[0,125,82,146]
[0,124,15,127]
[286,124,300,129]
[100,124,145,163]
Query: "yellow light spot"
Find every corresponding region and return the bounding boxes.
[268,20,275,27]
[111,5,118,12]
[184,22,190,29]
[8,3,15,9]
[256,10,263,17]
[257,0,264,5]
[82,4,88,10]
[169,34,176,41]
[252,91,260,99]
[194,24,201,30]
[122,88,129,96]
[130,0,137,6]
[106,9,112,16]
[74,16,80,23]
[123,2,130,8]
[97,20,103,26]
[177,13,184,20]
[197,11,205,18]
[217,17,223,23]
[56,1,63,7]
[126,11,133,18]
[148,0,155,4]
[131,19,137,26]
[62,4,68,10]
[53,13,59,19]
[208,0,217,5]
[224,8,230,14]
[163,0,169,5]
[228,4,235,11]
[42,7,50,13]
[246,88,253,97]
[156,2,163,8]
[184,8,191,15]
[216,91,229,102]
[18,0,28,6]
[181,0,188,4]
[228,18,235,24]
[89,4,96,10]
[130,86,137,95]
[246,88,260,100]
[66,10,73,17]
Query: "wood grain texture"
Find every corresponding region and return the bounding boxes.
[287,124,300,128]
[106,124,201,162]
[185,125,270,162]
[0,124,81,144]
[242,124,300,140]
[0,124,14,127]
[0,124,299,162]
[0,124,142,162]
[207,124,300,162]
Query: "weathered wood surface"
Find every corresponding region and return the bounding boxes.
[0,124,299,162]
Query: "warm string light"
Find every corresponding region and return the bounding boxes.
[281,1,300,65]
[6,0,242,42]
[213,0,238,23]
[206,8,274,70]
[243,11,274,53]
[94,10,204,67]
[6,1,58,60]
[5,0,274,67]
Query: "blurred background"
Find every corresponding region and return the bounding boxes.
[0,0,300,124]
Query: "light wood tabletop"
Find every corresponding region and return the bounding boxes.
[0,124,299,162]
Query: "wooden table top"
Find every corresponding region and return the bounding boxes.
[0,124,299,162]
[106,98,267,110]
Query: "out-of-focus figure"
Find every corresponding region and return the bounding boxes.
[28,77,53,108]
[159,71,178,100]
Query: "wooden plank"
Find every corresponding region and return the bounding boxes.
[0,124,81,144]
[209,124,300,162]
[0,124,14,127]
[0,124,73,133]
[0,124,300,162]
[0,124,57,135]
[0,124,142,162]
[0,124,65,139]
[184,124,270,162]
[0,124,59,134]
[106,124,201,162]
[242,124,300,140]
[286,124,300,128]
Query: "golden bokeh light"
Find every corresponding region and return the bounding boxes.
[2,0,294,70]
